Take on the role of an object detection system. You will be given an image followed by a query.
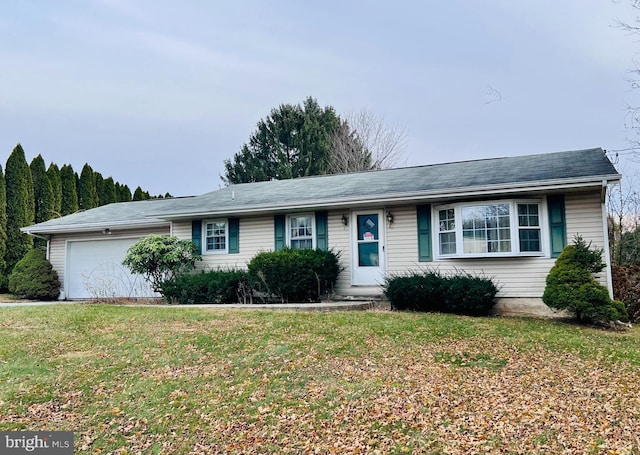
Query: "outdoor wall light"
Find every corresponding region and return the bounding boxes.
[341,214,349,226]
[102,228,111,235]
[386,212,394,225]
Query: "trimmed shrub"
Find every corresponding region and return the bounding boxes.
[384,270,498,316]
[247,248,342,303]
[612,265,640,322]
[384,271,445,312]
[160,269,249,304]
[443,273,500,316]
[543,236,628,324]
[8,249,60,300]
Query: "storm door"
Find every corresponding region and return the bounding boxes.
[351,211,386,285]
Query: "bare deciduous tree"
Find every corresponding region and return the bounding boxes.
[616,3,640,148]
[329,110,407,173]
[606,162,640,264]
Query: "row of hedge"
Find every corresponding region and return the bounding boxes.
[161,248,342,304]
[383,271,499,316]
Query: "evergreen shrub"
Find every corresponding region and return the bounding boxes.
[383,271,445,312]
[247,248,341,302]
[444,273,500,316]
[543,236,628,324]
[161,269,249,304]
[8,249,60,300]
[384,270,498,316]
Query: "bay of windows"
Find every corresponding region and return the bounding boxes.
[436,201,542,257]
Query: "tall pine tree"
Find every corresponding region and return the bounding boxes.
[5,144,35,272]
[223,97,342,184]
[132,186,149,201]
[47,163,62,218]
[60,164,79,216]
[0,164,7,291]
[100,176,117,206]
[30,155,54,249]
[94,172,104,206]
[78,163,98,210]
[116,183,132,202]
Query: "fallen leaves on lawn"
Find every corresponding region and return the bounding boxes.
[2,312,640,454]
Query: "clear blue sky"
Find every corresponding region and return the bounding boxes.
[1,0,638,196]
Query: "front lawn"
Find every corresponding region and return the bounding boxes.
[0,305,638,454]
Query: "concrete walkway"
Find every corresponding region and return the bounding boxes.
[0,300,379,311]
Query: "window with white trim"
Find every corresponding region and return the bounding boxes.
[203,220,227,253]
[435,200,544,258]
[287,214,315,250]
[517,203,541,252]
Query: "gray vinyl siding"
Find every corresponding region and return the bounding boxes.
[49,226,170,296]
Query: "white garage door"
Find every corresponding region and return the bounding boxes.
[66,238,157,299]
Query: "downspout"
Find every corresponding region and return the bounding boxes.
[601,180,614,299]
[23,231,51,260]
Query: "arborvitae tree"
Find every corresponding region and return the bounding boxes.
[164,192,173,198]
[78,163,98,210]
[47,163,62,218]
[94,172,104,206]
[117,183,132,202]
[29,155,54,249]
[0,164,8,291]
[60,164,79,216]
[98,176,117,206]
[5,144,35,272]
[132,186,148,201]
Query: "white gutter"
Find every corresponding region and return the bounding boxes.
[21,220,170,235]
[22,231,52,260]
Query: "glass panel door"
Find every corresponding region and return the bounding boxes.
[357,214,379,266]
[351,211,385,285]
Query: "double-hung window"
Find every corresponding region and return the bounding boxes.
[204,220,227,253]
[517,204,541,252]
[288,214,314,250]
[435,200,543,258]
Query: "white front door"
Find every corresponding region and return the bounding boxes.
[351,210,386,285]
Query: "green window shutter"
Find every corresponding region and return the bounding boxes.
[315,211,328,251]
[548,195,566,258]
[191,220,202,254]
[417,205,432,261]
[228,218,239,254]
[274,215,286,251]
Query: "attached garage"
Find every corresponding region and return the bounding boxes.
[65,237,158,299]
[20,198,179,300]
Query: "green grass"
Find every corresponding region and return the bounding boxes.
[1,305,639,454]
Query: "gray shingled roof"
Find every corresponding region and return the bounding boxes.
[23,148,620,233]
[154,147,620,218]
[22,197,194,233]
